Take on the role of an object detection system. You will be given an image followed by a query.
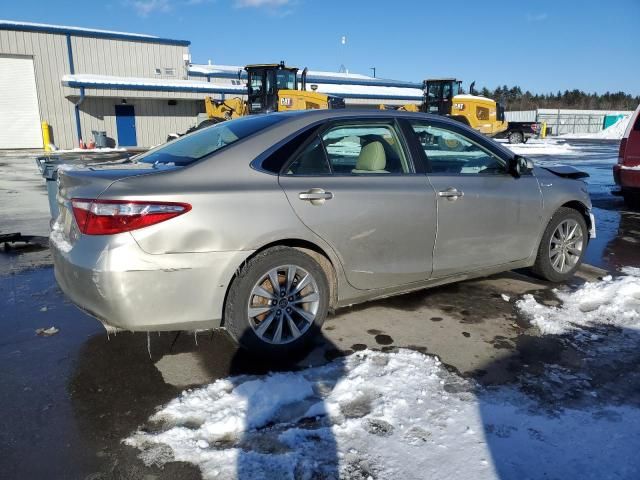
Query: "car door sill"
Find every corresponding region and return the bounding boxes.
[336,258,533,309]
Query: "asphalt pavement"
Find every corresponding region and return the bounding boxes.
[1,140,638,479]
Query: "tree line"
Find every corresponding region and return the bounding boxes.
[474,85,640,111]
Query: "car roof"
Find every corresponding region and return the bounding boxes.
[270,108,464,127]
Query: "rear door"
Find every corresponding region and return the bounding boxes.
[404,119,543,277]
[279,119,437,290]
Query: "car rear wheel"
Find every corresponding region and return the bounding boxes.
[623,189,640,209]
[224,246,329,357]
[508,131,524,144]
[531,207,588,282]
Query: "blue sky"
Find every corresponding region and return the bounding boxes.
[3,0,639,95]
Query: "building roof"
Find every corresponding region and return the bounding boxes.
[62,74,241,94]
[62,73,424,101]
[189,64,423,89]
[0,20,190,46]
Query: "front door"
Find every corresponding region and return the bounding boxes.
[405,120,543,277]
[279,120,437,290]
[115,104,137,147]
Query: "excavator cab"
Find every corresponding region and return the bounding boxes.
[423,78,463,115]
[246,62,298,114]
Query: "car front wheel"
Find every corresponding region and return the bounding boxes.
[531,207,588,282]
[224,246,329,357]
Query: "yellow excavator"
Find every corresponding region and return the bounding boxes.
[390,78,508,136]
[205,62,345,122]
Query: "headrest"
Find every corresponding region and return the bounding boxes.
[354,141,386,171]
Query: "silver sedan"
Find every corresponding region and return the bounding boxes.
[51,110,595,355]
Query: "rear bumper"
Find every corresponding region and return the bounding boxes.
[51,233,253,331]
[614,164,640,189]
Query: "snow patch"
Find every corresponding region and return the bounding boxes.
[502,139,580,156]
[125,349,640,479]
[517,268,640,335]
[561,116,630,140]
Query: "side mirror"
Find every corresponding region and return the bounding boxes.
[508,155,533,177]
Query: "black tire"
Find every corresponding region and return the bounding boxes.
[531,207,588,282]
[508,131,524,144]
[224,246,329,358]
[623,189,640,209]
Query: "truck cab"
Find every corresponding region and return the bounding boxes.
[246,62,299,114]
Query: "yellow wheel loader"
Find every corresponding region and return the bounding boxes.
[424,78,507,136]
[391,78,508,137]
[205,62,345,122]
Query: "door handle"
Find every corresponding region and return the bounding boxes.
[299,188,333,205]
[438,187,464,201]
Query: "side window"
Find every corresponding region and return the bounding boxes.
[409,122,506,175]
[476,106,490,121]
[286,136,331,175]
[321,124,410,174]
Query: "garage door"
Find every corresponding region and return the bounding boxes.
[0,56,43,149]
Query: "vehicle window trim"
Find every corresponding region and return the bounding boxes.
[397,118,427,174]
[281,118,419,177]
[406,118,515,177]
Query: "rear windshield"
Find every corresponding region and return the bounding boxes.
[138,114,287,166]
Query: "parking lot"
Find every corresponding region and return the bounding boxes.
[2,140,640,479]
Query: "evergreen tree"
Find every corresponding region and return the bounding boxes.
[477,85,640,110]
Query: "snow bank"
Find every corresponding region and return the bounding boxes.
[517,269,640,335]
[561,116,630,140]
[125,349,640,479]
[502,139,580,156]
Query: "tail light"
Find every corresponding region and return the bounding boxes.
[618,138,627,165]
[71,199,191,235]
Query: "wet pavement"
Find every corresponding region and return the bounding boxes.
[1,140,639,479]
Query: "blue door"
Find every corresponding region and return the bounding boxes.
[115,105,137,147]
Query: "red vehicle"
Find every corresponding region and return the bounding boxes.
[614,104,640,205]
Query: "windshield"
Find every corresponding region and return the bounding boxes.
[138,115,287,166]
[277,70,297,90]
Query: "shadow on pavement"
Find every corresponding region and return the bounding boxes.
[69,326,344,479]
[474,320,640,479]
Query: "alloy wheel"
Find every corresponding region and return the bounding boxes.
[247,265,320,344]
[549,219,584,274]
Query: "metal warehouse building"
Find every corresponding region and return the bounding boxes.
[0,20,423,150]
[0,21,210,149]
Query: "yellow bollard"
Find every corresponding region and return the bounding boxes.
[541,122,547,139]
[41,121,51,152]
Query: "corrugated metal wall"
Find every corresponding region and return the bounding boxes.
[506,108,635,135]
[78,97,203,147]
[0,29,77,148]
[0,27,194,149]
[71,37,188,79]
[505,110,537,122]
